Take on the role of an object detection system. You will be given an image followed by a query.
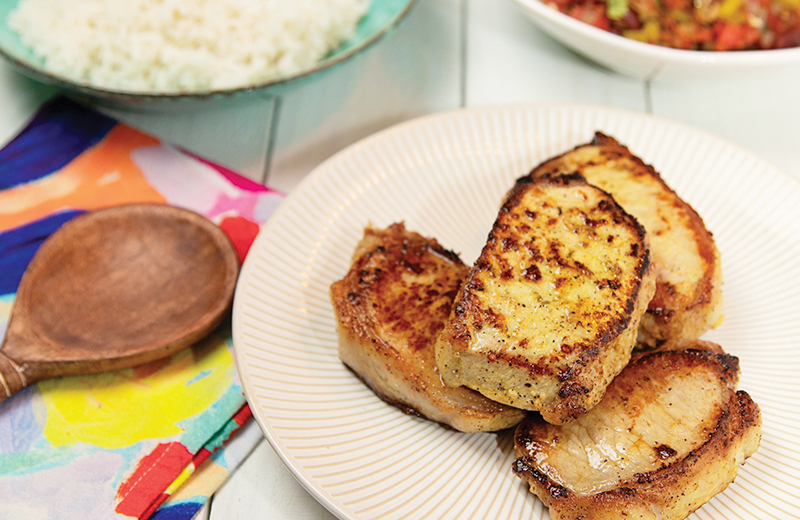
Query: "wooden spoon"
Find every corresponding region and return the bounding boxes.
[0,203,240,401]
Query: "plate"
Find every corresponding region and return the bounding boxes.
[0,0,416,103]
[232,104,800,520]
[508,0,800,80]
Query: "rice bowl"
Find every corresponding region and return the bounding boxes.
[0,0,416,101]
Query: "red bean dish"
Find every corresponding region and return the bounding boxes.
[547,0,800,50]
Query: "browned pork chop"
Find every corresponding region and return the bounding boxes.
[330,223,526,433]
[435,174,656,424]
[529,133,723,347]
[513,338,762,520]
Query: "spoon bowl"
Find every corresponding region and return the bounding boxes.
[0,203,239,400]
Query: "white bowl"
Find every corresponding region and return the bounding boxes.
[509,0,800,80]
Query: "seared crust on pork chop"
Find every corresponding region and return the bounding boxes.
[529,133,723,347]
[330,223,526,433]
[513,339,762,520]
[435,174,656,424]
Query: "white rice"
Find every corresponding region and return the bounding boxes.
[8,0,370,93]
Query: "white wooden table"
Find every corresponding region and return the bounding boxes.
[1,0,798,518]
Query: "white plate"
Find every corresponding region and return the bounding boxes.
[232,104,800,520]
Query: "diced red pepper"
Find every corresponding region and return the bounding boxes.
[713,21,761,50]
[569,4,613,29]
[776,27,800,47]
[663,0,691,11]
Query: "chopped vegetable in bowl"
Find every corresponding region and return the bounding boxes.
[547,0,800,49]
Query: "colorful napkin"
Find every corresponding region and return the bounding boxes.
[0,97,284,520]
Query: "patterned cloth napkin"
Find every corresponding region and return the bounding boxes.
[0,97,284,520]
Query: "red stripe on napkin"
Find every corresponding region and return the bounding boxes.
[115,442,193,517]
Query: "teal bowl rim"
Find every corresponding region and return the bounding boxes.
[0,0,418,102]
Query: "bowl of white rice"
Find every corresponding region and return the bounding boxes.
[0,0,415,101]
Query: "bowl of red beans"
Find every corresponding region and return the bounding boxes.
[510,0,800,78]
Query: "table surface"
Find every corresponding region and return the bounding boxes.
[1,0,799,518]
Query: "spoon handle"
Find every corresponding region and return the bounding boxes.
[0,351,27,401]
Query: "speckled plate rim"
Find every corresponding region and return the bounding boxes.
[233,103,800,520]
[0,0,417,102]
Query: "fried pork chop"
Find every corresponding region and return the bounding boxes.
[513,339,762,520]
[435,174,656,424]
[529,133,723,347]
[330,223,526,433]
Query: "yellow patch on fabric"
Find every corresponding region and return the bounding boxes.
[166,458,229,502]
[40,334,233,449]
[165,464,196,494]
